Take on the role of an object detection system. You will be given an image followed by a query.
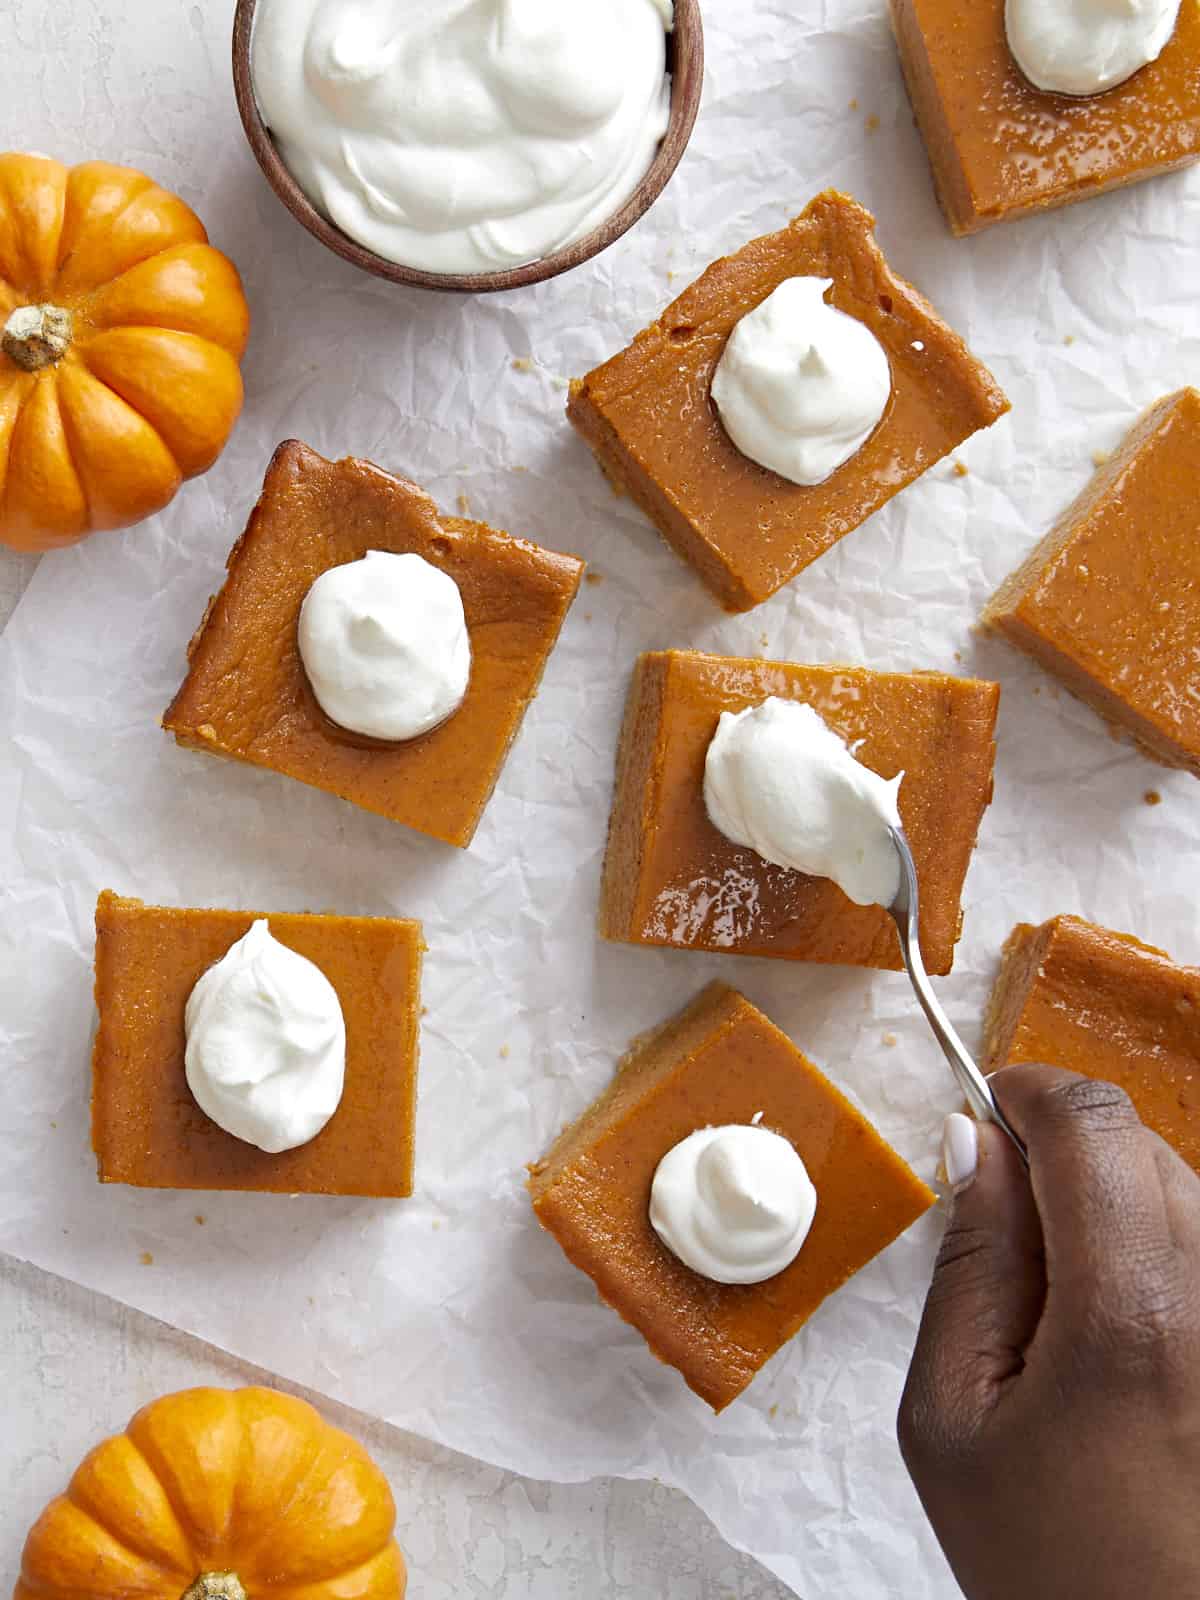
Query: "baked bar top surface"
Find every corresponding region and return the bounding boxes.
[92,890,423,1196]
[985,389,1200,765]
[890,0,1200,230]
[569,191,1008,609]
[530,982,934,1411]
[601,650,1000,974]
[164,440,585,848]
[984,914,1200,1173]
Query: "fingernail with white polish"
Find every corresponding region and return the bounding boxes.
[942,1113,979,1193]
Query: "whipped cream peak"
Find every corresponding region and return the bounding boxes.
[704,698,904,909]
[711,276,892,487]
[298,550,470,742]
[1006,0,1181,96]
[184,920,346,1154]
[650,1125,817,1286]
[251,0,673,275]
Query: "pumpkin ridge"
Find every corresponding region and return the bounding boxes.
[18,1493,187,1600]
[80,320,226,348]
[77,326,243,482]
[265,1543,406,1600]
[1,371,89,548]
[70,1433,200,1580]
[0,376,28,519]
[84,244,254,361]
[58,354,181,489]
[63,1485,192,1586]
[225,1390,395,1586]
[0,155,68,296]
[49,365,93,526]
[57,173,154,282]
[124,1419,230,1570]
[228,1430,337,1571]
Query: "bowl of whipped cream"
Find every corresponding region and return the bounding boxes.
[233,0,704,292]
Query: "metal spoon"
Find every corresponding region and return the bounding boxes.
[887,824,1029,1166]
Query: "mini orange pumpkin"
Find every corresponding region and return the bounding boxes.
[0,154,250,552]
[14,1387,407,1600]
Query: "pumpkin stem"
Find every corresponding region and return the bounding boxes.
[2,303,74,372]
[181,1575,247,1600]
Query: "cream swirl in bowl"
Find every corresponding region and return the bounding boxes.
[250,0,674,274]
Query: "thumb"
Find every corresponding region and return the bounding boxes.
[899,1116,1045,1468]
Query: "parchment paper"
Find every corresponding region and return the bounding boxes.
[3,2,1200,1594]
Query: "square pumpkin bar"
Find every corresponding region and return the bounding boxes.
[164,440,585,848]
[890,0,1200,235]
[983,389,1200,776]
[985,915,1200,1175]
[92,891,423,1196]
[529,981,935,1411]
[601,651,1000,974]
[567,191,1008,612]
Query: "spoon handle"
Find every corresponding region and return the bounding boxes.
[888,828,1029,1168]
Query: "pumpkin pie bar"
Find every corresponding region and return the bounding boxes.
[890,0,1200,236]
[983,390,1200,776]
[601,651,999,973]
[984,915,1200,1175]
[529,982,935,1411]
[163,441,585,848]
[567,191,1008,612]
[92,891,423,1196]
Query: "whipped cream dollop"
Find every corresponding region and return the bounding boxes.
[184,921,347,1154]
[650,1124,817,1285]
[711,277,892,487]
[251,0,673,275]
[1006,0,1181,96]
[298,550,470,742]
[704,698,904,908]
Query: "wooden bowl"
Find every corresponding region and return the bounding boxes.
[232,0,704,294]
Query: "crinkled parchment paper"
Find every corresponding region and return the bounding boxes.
[2,2,1199,1594]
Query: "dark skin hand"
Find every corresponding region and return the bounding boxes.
[899,1064,1200,1600]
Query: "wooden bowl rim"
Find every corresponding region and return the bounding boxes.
[231,0,705,294]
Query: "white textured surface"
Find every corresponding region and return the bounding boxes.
[0,556,37,628]
[0,1254,788,1600]
[3,0,1199,1596]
